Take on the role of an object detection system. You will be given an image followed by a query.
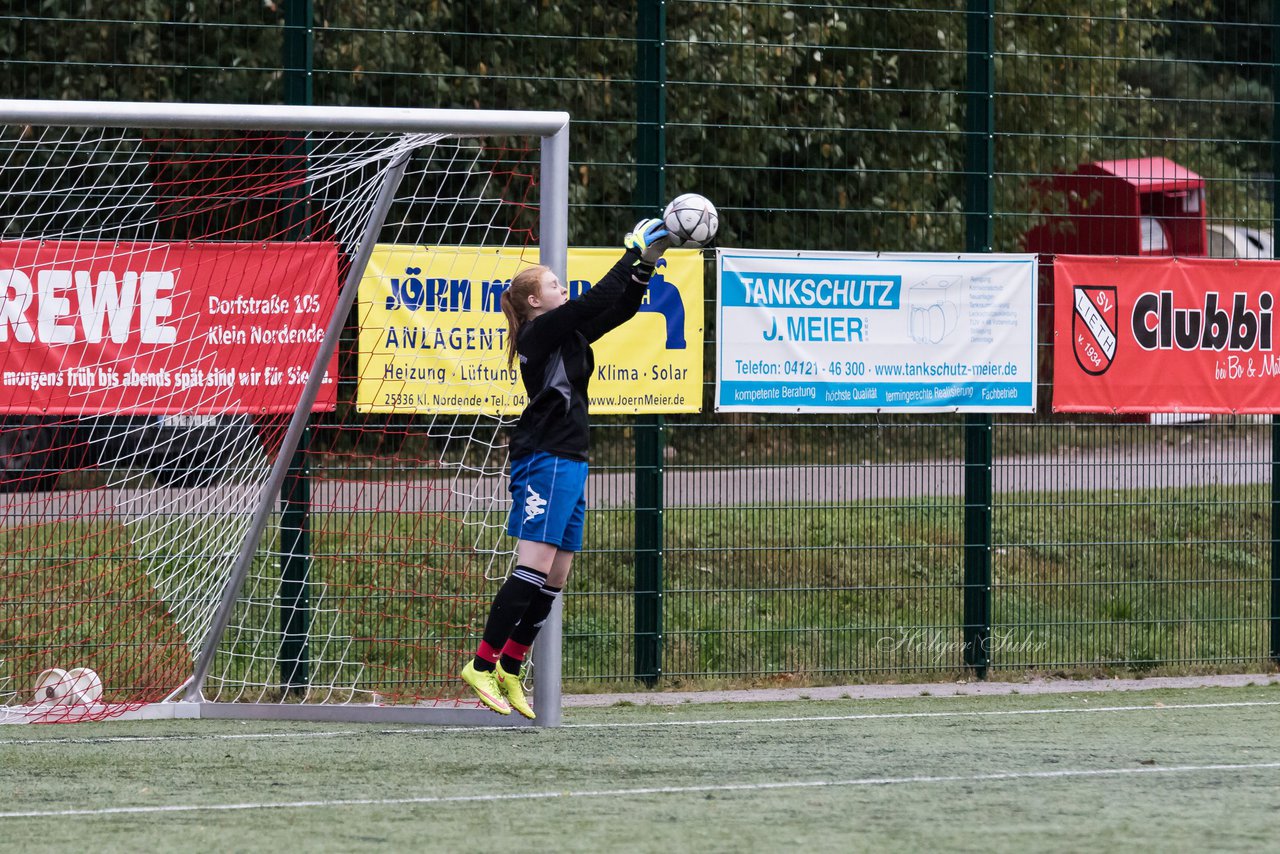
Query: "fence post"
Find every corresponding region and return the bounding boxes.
[632,0,667,686]
[278,0,314,693]
[1272,420,1279,663]
[283,0,313,106]
[280,433,312,690]
[962,0,995,678]
[1270,0,1280,665]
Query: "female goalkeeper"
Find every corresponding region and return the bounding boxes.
[460,217,671,718]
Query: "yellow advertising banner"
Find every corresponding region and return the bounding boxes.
[357,246,704,414]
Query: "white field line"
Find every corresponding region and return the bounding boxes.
[4,761,1280,820]
[1,699,1278,747]
[562,699,1280,730]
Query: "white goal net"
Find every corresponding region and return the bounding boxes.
[0,100,568,726]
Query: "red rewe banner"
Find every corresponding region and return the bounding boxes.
[1054,255,1280,413]
[0,241,339,414]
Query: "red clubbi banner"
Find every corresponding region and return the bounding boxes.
[0,240,339,414]
[1054,255,1280,413]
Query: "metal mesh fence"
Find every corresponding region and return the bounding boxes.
[0,1,1277,686]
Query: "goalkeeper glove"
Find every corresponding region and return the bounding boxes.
[624,217,671,264]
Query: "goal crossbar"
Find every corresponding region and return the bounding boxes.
[0,98,569,136]
[0,98,570,295]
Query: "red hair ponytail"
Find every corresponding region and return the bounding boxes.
[501,265,549,368]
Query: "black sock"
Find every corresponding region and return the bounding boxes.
[500,585,562,673]
[472,566,547,671]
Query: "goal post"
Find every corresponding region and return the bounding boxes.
[0,99,569,727]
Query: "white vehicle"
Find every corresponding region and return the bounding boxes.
[0,414,261,491]
[1206,224,1273,259]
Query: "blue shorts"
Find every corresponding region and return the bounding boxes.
[506,451,588,552]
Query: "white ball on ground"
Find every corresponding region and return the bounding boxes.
[65,667,104,705]
[32,668,70,705]
[663,193,719,248]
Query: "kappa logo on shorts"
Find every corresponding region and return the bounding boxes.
[524,485,547,522]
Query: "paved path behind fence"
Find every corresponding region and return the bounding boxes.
[0,436,1268,521]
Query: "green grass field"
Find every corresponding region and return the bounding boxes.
[4,683,1280,852]
[2,482,1274,703]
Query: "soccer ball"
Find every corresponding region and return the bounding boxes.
[32,667,70,705]
[65,667,104,705]
[663,193,719,248]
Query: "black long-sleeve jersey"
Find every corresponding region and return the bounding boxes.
[508,249,655,462]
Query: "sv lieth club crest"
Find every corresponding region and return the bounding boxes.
[1072,285,1118,375]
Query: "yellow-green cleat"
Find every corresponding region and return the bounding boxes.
[495,663,535,720]
[460,661,511,715]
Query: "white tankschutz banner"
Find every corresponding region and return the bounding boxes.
[715,249,1038,413]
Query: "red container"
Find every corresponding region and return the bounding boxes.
[1025,157,1206,257]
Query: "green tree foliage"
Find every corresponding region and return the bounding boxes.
[0,1,1271,247]
[0,1,282,102]
[663,4,970,251]
[1136,0,1275,225]
[308,1,640,241]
